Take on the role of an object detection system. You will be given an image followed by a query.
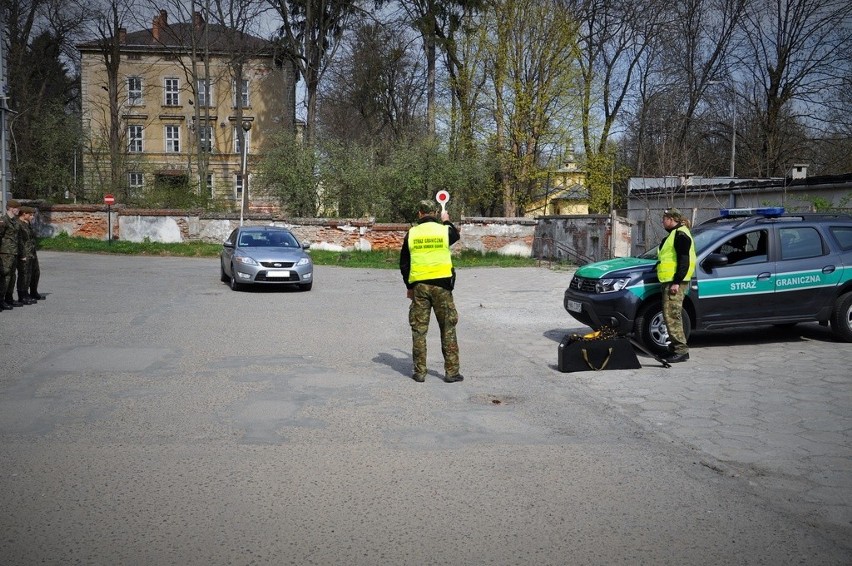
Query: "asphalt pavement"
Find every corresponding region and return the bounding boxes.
[0,251,849,565]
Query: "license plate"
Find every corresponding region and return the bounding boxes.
[566,300,582,313]
[266,270,291,278]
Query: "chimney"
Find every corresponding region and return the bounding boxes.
[118,27,127,44]
[790,164,809,180]
[152,10,168,41]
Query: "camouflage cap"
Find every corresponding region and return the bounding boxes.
[663,207,685,221]
[417,199,440,216]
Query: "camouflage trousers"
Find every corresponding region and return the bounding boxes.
[661,282,689,355]
[409,283,460,377]
[0,253,16,302]
[16,257,33,299]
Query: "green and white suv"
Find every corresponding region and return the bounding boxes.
[563,208,852,354]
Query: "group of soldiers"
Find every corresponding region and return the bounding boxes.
[0,199,43,311]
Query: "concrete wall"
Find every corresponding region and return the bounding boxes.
[627,176,852,255]
[532,214,633,264]
[31,205,540,256]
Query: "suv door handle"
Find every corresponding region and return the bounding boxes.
[757,272,772,281]
[823,265,836,274]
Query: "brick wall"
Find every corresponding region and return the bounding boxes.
[31,205,538,256]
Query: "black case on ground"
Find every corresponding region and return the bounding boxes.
[558,335,642,372]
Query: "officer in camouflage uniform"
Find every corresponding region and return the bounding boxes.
[657,208,696,363]
[15,206,37,305]
[0,199,22,311]
[27,206,44,301]
[400,199,463,383]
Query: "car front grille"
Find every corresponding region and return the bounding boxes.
[569,276,597,293]
[255,271,300,282]
[260,261,295,268]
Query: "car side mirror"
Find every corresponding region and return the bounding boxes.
[703,253,728,268]
[223,240,234,249]
[302,242,311,250]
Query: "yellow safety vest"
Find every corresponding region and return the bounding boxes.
[407,222,453,283]
[657,225,696,283]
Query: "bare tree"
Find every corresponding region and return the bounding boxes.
[737,0,852,176]
[484,0,579,216]
[267,0,379,146]
[567,0,663,157]
[318,21,425,147]
[86,0,137,197]
[395,0,484,139]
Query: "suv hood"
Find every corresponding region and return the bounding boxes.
[575,257,657,279]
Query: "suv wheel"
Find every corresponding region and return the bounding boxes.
[635,300,692,356]
[830,291,852,342]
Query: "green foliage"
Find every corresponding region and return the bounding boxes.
[255,132,320,217]
[13,103,81,201]
[584,150,630,213]
[38,234,221,256]
[256,135,501,222]
[142,175,208,209]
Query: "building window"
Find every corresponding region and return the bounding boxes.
[234,127,251,154]
[235,174,244,199]
[164,77,180,106]
[128,172,144,192]
[128,125,143,153]
[128,76,143,105]
[165,125,181,152]
[233,79,249,108]
[199,126,214,152]
[207,173,214,198]
[196,79,213,107]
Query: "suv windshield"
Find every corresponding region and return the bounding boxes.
[638,227,728,259]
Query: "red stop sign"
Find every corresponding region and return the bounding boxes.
[104,194,115,205]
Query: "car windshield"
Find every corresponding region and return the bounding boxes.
[637,227,730,260]
[238,231,299,248]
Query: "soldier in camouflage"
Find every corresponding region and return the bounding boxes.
[15,206,37,305]
[399,199,463,383]
[657,208,697,363]
[0,199,22,311]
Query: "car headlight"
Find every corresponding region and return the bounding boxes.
[296,257,311,266]
[596,277,630,293]
[234,255,259,266]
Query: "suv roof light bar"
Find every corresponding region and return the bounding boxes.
[719,207,785,218]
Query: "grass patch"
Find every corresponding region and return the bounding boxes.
[37,234,541,268]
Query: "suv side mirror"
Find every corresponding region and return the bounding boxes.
[703,253,728,268]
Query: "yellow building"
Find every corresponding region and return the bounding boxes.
[77,10,296,208]
[523,158,590,217]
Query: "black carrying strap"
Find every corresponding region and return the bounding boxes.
[582,347,613,370]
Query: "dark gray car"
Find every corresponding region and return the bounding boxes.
[220,226,314,291]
